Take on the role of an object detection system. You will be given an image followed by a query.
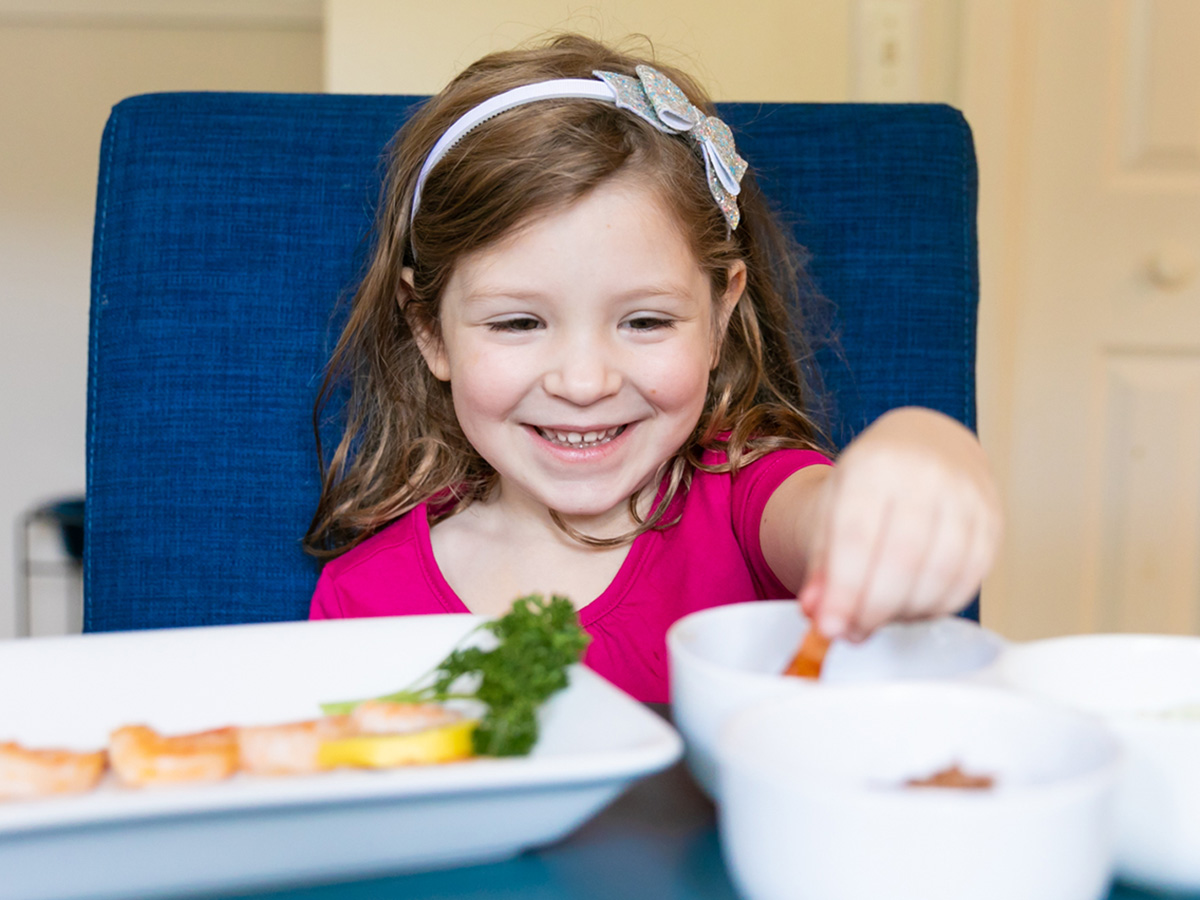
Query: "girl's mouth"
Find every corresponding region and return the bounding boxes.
[533,425,626,449]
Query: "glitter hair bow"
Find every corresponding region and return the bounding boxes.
[593,66,748,230]
[410,65,750,233]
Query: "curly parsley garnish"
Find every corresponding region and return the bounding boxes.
[322,594,590,757]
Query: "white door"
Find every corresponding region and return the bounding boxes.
[966,0,1200,640]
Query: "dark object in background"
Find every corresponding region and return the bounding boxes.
[48,497,85,562]
[15,495,85,637]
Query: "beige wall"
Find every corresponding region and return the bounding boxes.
[0,0,970,639]
[9,3,1186,645]
[0,17,321,638]
[324,0,964,103]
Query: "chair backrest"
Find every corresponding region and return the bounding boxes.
[85,92,978,632]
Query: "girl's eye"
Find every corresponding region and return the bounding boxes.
[624,315,676,332]
[487,317,542,333]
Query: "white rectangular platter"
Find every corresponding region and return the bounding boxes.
[0,615,682,900]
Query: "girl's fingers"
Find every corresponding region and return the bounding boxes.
[825,493,992,637]
[853,499,939,635]
[809,432,1002,640]
[938,507,1001,618]
[797,484,833,620]
[895,496,1000,622]
[816,483,890,640]
[798,568,826,620]
[803,408,1004,640]
[896,504,969,621]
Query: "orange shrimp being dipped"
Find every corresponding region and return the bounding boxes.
[0,742,106,801]
[236,715,353,776]
[109,725,238,788]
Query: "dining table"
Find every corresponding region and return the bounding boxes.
[194,707,1191,900]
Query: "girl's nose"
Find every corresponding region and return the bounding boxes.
[542,336,622,405]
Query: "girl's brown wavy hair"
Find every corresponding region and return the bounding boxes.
[305,33,832,559]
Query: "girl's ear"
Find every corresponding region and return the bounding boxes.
[400,266,451,382]
[712,259,747,368]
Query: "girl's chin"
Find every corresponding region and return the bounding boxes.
[549,488,662,535]
[492,469,663,533]
[540,492,640,530]
[489,484,633,528]
[552,502,633,528]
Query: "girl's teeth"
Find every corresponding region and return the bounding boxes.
[542,426,622,448]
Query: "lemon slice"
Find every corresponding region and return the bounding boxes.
[317,719,478,768]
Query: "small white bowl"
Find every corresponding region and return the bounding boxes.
[996,634,1200,893]
[715,683,1120,900]
[666,600,1006,797]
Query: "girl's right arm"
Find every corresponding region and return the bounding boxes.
[760,407,1002,642]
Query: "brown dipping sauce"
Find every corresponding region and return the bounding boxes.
[904,764,995,790]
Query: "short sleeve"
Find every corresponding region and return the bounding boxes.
[731,448,833,597]
[309,568,345,620]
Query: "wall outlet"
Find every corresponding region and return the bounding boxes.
[853,0,922,101]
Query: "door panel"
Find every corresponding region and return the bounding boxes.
[967,0,1200,639]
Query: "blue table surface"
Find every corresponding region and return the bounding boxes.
[205,758,1194,900]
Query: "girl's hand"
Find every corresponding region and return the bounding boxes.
[799,407,1002,642]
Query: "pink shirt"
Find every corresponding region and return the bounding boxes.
[310,448,831,702]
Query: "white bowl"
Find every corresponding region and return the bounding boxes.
[715,683,1120,900]
[996,633,1200,893]
[666,600,1007,797]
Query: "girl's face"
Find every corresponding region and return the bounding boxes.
[414,173,745,533]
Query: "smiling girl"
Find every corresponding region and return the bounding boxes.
[304,35,1001,702]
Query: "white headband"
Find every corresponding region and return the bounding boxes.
[408,66,748,235]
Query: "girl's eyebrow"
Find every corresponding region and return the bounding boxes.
[462,283,695,304]
[460,287,547,303]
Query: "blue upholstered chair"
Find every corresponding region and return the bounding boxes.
[84,93,978,632]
